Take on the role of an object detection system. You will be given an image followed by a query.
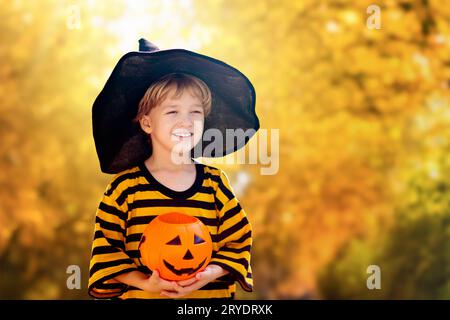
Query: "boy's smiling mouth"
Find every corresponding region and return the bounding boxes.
[172,130,193,140]
[173,133,192,137]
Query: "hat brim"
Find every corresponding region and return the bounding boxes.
[92,49,259,174]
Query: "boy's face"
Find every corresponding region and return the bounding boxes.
[139,87,205,158]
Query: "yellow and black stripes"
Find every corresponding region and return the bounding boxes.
[88,162,253,299]
[209,170,253,292]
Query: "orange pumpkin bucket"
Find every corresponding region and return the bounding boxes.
[139,212,213,281]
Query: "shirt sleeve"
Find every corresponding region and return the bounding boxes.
[88,181,138,299]
[210,169,253,292]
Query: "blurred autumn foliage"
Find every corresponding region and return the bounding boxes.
[0,0,449,299]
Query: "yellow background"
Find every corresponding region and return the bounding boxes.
[0,0,449,299]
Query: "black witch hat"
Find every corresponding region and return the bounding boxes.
[92,38,259,174]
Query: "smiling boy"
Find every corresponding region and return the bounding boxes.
[89,39,259,299]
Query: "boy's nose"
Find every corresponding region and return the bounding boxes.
[179,114,194,125]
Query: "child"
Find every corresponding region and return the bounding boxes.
[89,39,259,299]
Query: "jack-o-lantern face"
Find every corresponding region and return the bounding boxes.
[139,212,213,281]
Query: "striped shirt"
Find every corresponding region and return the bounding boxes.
[88,161,253,299]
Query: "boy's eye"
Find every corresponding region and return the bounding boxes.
[165,110,203,115]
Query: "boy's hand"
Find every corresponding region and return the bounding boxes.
[160,264,229,298]
[141,269,184,294]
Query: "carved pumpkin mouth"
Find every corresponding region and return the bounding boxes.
[163,258,207,276]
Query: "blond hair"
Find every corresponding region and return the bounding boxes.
[133,73,212,123]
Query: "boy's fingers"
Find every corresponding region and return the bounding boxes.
[161,290,182,298]
[196,270,210,281]
[159,280,182,292]
[177,277,198,286]
[171,281,185,292]
[160,281,174,289]
[151,269,160,279]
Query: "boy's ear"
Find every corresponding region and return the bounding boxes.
[139,115,153,134]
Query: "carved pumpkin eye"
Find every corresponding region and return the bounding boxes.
[194,234,205,244]
[166,235,181,245]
